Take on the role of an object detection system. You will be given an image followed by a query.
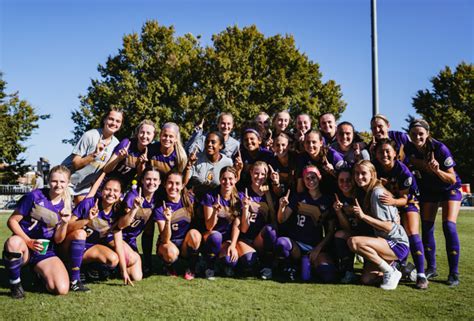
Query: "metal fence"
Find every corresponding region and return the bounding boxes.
[0,185,32,195]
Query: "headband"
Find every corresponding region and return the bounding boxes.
[302,166,321,180]
[244,128,261,138]
[408,119,430,132]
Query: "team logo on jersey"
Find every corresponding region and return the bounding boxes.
[335,160,344,169]
[404,177,412,187]
[206,171,214,182]
[38,201,44,207]
[444,157,453,167]
[169,160,175,168]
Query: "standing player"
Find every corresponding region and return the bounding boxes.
[62,108,123,204]
[331,121,370,168]
[154,171,202,280]
[319,112,337,146]
[272,110,291,137]
[405,119,462,286]
[374,139,428,289]
[3,165,72,298]
[370,114,409,161]
[275,166,337,282]
[348,160,409,290]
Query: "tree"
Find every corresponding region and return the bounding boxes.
[0,73,50,183]
[68,20,346,144]
[411,62,473,184]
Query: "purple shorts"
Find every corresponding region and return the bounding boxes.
[399,195,419,214]
[29,248,57,266]
[419,188,462,203]
[387,240,409,261]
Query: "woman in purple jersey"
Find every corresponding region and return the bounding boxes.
[333,169,371,284]
[142,122,188,274]
[405,119,462,287]
[276,165,337,283]
[64,177,132,291]
[154,171,201,280]
[3,165,72,299]
[201,166,242,278]
[348,160,409,290]
[296,130,344,194]
[237,161,278,280]
[331,121,370,168]
[109,167,161,282]
[375,139,428,289]
[103,120,156,188]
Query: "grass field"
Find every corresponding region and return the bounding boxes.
[0,210,473,320]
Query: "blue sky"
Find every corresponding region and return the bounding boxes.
[1,0,472,166]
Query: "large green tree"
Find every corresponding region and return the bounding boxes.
[0,73,50,183]
[69,20,346,144]
[411,62,473,184]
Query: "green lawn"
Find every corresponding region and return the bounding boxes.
[0,210,473,320]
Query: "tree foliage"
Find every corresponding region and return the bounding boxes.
[411,62,474,184]
[68,20,346,144]
[0,73,50,183]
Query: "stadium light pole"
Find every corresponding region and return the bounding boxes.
[371,0,379,116]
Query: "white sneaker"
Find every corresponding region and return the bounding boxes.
[380,269,402,290]
[205,268,216,280]
[260,267,272,280]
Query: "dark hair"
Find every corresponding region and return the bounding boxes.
[206,131,226,151]
[219,166,241,219]
[102,106,124,124]
[164,170,194,218]
[374,138,397,153]
[319,112,336,123]
[140,166,161,182]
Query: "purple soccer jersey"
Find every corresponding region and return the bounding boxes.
[73,197,120,244]
[105,189,158,249]
[148,141,178,176]
[405,138,461,193]
[153,194,194,242]
[16,188,64,240]
[201,188,236,238]
[107,138,148,187]
[376,160,419,199]
[286,191,332,246]
[269,153,297,189]
[388,130,410,159]
[238,188,273,241]
[296,147,344,177]
[239,146,273,171]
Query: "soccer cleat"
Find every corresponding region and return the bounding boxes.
[260,267,273,280]
[283,267,296,281]
[223,266,235,277]
[447,273,459,287]
[184,269,195,280]
[380,269,402,290]
[70,280,90,292]
[415,276,429,290]
[165,266,178,277]
[10,283,25,299]
[340,271,358,284]
[425,267,438,279]
[205,268,216,280]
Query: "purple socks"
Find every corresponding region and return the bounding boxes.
[3,251,23,284]
[422,220,436,270]
[443,221,460,275]
[238,252,258,269]
[408,234,425,274]
[261,225,277,252]
[70,239,86,282]
[335,237,354,272]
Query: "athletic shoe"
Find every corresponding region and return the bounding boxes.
[447,273,460,287]
[340,271,358,284]
[260,267,273,280]
[283,267,296,281]
[401,262,417,282]
[10,283,25,299]
[165,266,178,277]
[205,268,216,280]
[380,269,402,290]
[85,268,100,282]
[70,280,90,292]
[425,267,438,279]
[184,269,195,280]
[415,276,429,290]
[223,266,235,277]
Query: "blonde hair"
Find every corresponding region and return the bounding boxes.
[354,160,385,212]
[161,122,188,173]
[134,119,156,139]
[49,165,72,213]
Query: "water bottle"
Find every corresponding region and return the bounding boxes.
[301,255,311,281]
